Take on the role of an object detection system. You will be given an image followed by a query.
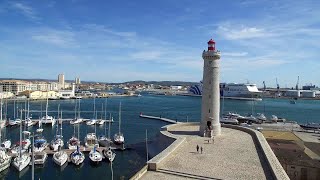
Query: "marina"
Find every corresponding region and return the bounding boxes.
[0,95,319,179]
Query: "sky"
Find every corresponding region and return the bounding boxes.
[0,0,320,87]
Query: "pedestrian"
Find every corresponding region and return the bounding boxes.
[196,145,199,153]
[212,137,215,144]
[200,147,203,154]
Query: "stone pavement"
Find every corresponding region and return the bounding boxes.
[141,124,273,180]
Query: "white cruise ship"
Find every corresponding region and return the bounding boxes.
[188,82,262,100]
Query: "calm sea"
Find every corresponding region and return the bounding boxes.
[0,94,319,179]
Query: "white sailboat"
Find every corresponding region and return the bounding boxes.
[0,99,11,173]
[8,100,19,126]
[25,99,35,127]
[85,133,99,148]
[50,107,64,152]
[52,109,68,166]
[68,123,80,150]
[97,103,106,125]
[41,96,56,126]
[53,148,68,166]
[89,145,102,163]
[103,147,116,162]
[114,102,124,145]
[33,152,48,165]
[87,97,97,126]
[70,146,85,166]
[70,99,83,125]
[99,113,113,147]
[13,110,31,172]
[34,118,47,152]
[0,149,11,173]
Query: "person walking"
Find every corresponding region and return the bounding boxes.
[212,137,215,144]
[196,145,199,153]
[200,147,203,154]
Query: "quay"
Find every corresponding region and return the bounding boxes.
[131,122,289,180]
[139,113,181,124]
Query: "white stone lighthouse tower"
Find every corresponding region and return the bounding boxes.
[200,39,221,137]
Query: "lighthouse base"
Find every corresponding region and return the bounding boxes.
[201,123,221,137]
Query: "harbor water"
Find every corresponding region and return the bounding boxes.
[0,94,319,179]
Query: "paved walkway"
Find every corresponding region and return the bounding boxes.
[141,124,273,180]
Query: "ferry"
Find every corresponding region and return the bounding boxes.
[187,82,262,100]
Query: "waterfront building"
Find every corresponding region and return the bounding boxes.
[58,74,65,89]
[75,77,81,85]
[0,92,14,99]
[200,39,221,137]
[0,80,29,95]
[20,90,58,100]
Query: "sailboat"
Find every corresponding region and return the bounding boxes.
[53,111,68,166]
[0,98,11,173]
[70,99,83,125]
[87,97,97,125]
[89,145,102,164]
[34,117,47,152]
[220,91,238,125]
[24,99,35,127]
[13,110,31,172]
[84,133,99,148]
[50,107,64,152]
[8,100,19,126]
[99,113,113,147]
[103,147,116,162]
[53,146,68,166]
[68,123,80,150]
[41,96,56,126]
[70,146,85,166]
[97,103,106,125]
[114,102,124,145]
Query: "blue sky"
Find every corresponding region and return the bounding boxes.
[0,0,319,87]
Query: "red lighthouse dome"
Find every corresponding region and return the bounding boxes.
[207,39,215,51]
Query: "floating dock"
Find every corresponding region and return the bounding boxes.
[139,114,180,124]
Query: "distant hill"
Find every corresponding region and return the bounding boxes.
[0,78,197,86]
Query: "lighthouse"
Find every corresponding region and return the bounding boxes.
[200,39,221,137]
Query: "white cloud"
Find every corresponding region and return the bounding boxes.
[223,52,248,57]
[216,25,272,40]
[131,51,163,60]
[31,29,75,47]
[10,2,39,21]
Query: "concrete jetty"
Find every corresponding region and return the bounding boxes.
[139,114,181,124]
[131,122,289,180]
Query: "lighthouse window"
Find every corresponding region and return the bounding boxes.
[209,109,210,113]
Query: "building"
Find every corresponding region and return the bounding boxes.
[75,77,81,85]
[20,90,59,100]
[0,80,29,95]
[200,39,221,137]
[0,92,14,99]
[58,83,75,99]
[58,74,65,89]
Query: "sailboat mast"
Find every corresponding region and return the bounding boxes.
[45,95,48,118]
[118,102,121,134]
[27,99,30,118]
[108,113,111,139]
[61,111,63,136]
[0,98,2,145]
[19,109,22,158]
[101,103,103,120]
[78,99,81,118]
[56,104,60,136]
[13,99,16,119]
[105,98,107,120]
[93,97,96,118]
[74,100,77,119]
[24,99,27,120]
